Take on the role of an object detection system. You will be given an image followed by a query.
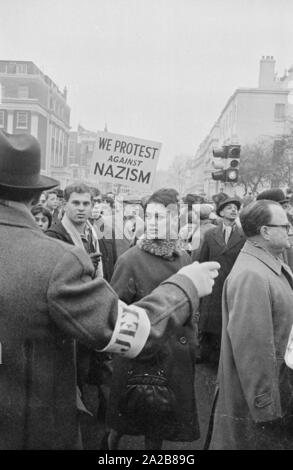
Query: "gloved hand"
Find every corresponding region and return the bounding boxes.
[178,261,220,297]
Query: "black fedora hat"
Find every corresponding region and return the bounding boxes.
[0,131,59,190]
[256,188,289,205]
[216,195,241,216]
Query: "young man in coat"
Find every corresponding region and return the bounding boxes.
[209,199,293,449]
[0,131,219,450]
[198,196,245,364]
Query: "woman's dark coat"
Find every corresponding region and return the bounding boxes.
[107,245,200,441]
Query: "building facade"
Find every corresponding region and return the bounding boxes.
[0,60,71,187]
[68,125,114,193]
[190,56,293,198]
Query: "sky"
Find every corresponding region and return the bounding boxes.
[0,0,293,169]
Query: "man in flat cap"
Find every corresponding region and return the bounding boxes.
[0,131,219,449]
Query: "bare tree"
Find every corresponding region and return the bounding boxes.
[158,156,195,194]
[271,130,293,187]
[238,138,274,195]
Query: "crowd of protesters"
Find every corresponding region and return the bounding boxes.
[2,130,293,450]
[0,130,219,450]
[31,173,293,451]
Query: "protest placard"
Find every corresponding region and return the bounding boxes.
[90,131,162,189]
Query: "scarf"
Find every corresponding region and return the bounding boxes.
[61,213,103,277]
[137,234,181,260]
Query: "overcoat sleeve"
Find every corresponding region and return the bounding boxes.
[47,247,199,358]
[110,255,137,304]
[225,270,282,422]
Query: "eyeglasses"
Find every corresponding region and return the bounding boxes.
[266,224,291,233]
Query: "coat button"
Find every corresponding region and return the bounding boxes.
[179,336,187,345]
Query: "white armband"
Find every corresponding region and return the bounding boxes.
[98,301,151,358]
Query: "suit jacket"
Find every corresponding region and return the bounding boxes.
[210,241,293,449]
[0,203,199,449]
[198,223,246,334]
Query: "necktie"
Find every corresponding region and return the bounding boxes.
[224,226,232,244]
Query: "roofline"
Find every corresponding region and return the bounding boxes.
[206,86,290,138]
[0,60,67,100]
[218,87,289,122]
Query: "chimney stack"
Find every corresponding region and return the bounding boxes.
[259,56,276,89]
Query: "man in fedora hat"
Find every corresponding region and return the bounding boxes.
[0,131,220,449]
[198,195,246,364]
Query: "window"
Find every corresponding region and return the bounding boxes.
[7,63,16,74]
[16,63,27,74]
[0,63,7,73]
[69,140,76,157]
[18,86,29,99]
[0,110,4,127]
[16,111,28,129]
[274,103,285,120]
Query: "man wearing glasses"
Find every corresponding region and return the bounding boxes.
[208,199,293,450]
[257,188,293,271]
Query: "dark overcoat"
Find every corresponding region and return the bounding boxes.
[107,246,200,441]
[198,224,245,334]
[0,204,200,449]
[210,241,293,449]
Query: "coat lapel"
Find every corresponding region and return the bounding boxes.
[226,226,245,250]
[210,225,245,257]
[211,225,226,249]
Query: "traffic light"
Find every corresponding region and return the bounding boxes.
[225,145,241,183]
[211,146,227,181]
[211,144,241,183]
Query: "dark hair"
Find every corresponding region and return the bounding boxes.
[183,193,204,207]
[64,182,92,202]
[240,200,280,237]
[103,195,114,208]
[31,204,52,227]
[147,188,179,207]
[0,188,43,204]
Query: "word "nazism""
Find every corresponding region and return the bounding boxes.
[94,162,151,184]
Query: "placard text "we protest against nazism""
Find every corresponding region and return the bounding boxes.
[91,131,162,189]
